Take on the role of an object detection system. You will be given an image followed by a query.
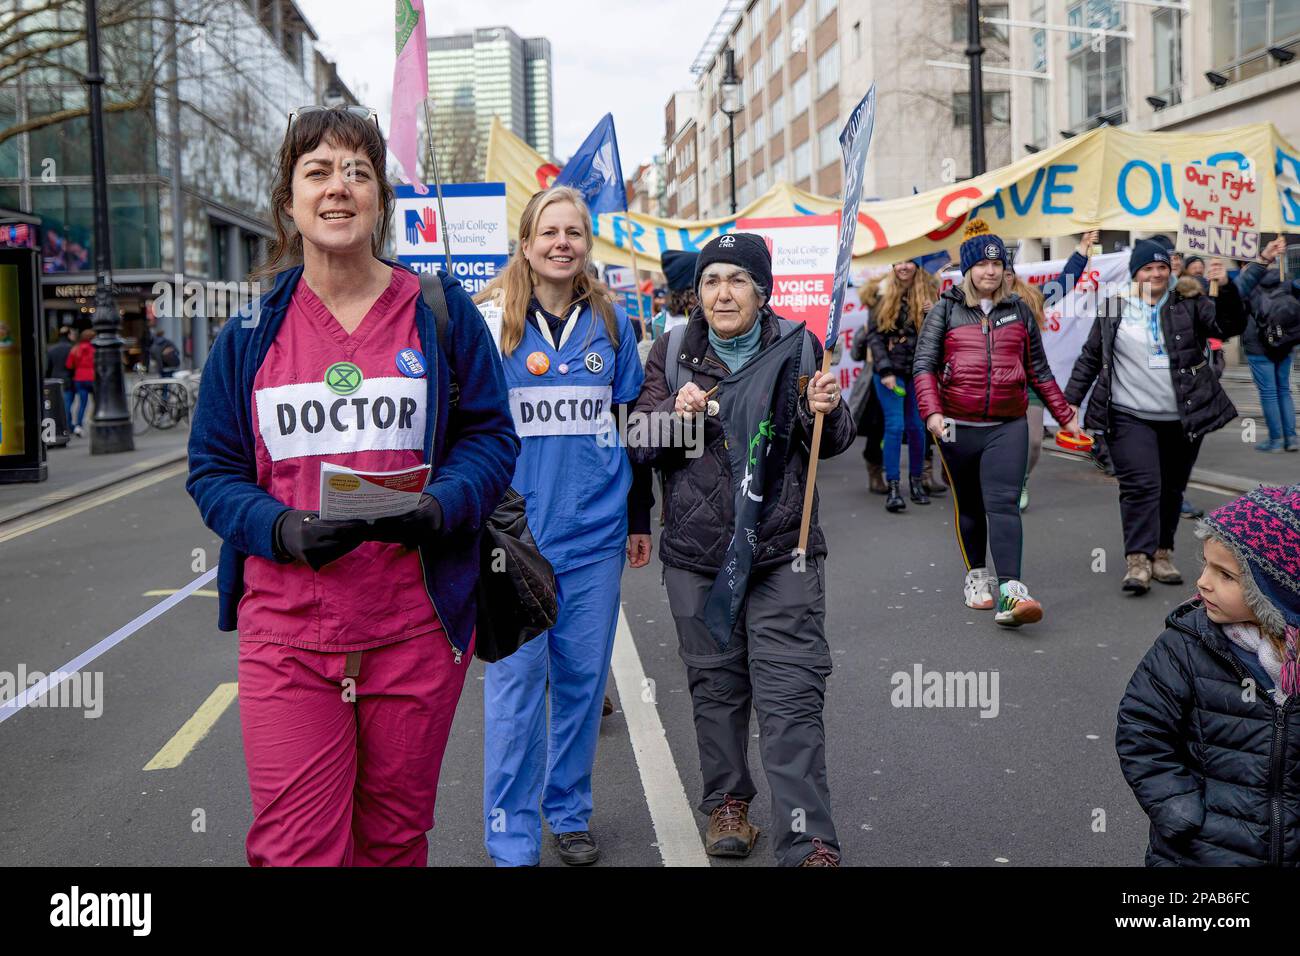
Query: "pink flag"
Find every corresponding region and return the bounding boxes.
[391,0,429,194]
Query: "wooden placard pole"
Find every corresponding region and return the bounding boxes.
[795,347,835,554]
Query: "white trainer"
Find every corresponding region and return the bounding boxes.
[963,568,994,610]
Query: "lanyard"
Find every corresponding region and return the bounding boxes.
[1140,292,1169,352]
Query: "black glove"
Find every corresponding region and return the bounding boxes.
[362,494,444,549]
[272,510,369,571]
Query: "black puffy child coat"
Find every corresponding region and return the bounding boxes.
[1116,600,1300,866]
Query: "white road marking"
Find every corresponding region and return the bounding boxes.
[0,568,218,725]
[0,461,189,544]
[609,607,710,868]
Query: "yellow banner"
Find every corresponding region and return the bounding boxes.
[485,115,1300,270]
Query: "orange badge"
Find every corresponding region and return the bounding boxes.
[526,351,551,375]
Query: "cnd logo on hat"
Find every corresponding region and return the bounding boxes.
[719,235,736,247]
[985,243,1000,260]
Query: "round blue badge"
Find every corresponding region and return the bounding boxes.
[396,347,426,378]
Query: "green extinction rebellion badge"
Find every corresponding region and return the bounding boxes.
[325,362,363,395]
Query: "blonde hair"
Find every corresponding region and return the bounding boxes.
[873,263,939,334]
[1009,275,1046,329]
[475,186,618,356]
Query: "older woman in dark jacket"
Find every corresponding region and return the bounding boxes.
[632,232,854,868]
[1065,240,1246,594]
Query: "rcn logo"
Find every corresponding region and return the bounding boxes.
[405,207,437,245]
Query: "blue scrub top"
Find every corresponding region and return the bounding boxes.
[502,301,644,574]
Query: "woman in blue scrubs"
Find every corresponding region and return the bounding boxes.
[475,186,651,866]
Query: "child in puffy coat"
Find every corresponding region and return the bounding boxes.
[1116,483,1300,865]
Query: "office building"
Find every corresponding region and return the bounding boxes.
[427,26,555,182]
[667,0,1013,220]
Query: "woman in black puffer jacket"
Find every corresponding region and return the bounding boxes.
[1116,483,1300,866]
[1065,241,1246,594]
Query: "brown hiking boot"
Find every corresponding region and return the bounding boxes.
[924,453,948,495]
[1152,548,1183,585]
[867,462,888,495]
[1123,553,1152,594]
[797,838,841,867]
[705,795,760,858]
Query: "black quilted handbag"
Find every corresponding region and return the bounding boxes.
[420,273,558,663]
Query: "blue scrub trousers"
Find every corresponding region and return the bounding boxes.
[482,549,624,866]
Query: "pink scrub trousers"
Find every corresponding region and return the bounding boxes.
[237,626,470,866]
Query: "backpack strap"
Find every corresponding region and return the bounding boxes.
[664,323,687,395]
[418,271,459,409]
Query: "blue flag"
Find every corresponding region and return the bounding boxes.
[553,113,627,215]
[826,86,876,349]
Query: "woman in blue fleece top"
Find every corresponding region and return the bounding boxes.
[186,106,518,866]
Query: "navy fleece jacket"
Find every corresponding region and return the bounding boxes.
[186,262,520,655]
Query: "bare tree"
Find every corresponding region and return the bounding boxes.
[0,0,217,147]
[423,104,484,186]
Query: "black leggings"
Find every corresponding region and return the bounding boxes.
[935,418,1029,583]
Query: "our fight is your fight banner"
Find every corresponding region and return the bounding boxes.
[487,116,1300,268]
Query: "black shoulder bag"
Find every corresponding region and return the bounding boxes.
[419,272,558,663]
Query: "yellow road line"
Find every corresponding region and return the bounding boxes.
[143,682,238,771]
[142,589,218,598]
[0,461,189,544]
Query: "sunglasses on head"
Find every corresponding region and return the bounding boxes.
[285,105,380,138]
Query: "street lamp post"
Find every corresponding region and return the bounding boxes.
[720,48,743,215]
[84,0,133,454]
[966,0,987,177]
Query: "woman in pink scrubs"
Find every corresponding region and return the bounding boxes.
[187,107,518,865]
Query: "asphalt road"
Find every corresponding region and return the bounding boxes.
[0,437,1241,867]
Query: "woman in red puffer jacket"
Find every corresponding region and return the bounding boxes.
[913,220,1085,629]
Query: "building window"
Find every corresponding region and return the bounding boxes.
[1212,0,1300,81]
[770,93,785,131]
[953,90,1011,126]
[792,73,810,115]
[817,118,838,167]
[770,32,783,72]
[1030,0,1047,72]
[953,2,1009,42]
[737,126,748,157]
[815,41,839,95]
[1153,7,1183,104]
[772,156,787,183]
[752,112,766,147]
[791,4,809,50]
[1067,2,1127,127]
[1031,80,1049,146]
[815,0,835,22]
[1067,0,1122,51]
[793,140,812,181]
